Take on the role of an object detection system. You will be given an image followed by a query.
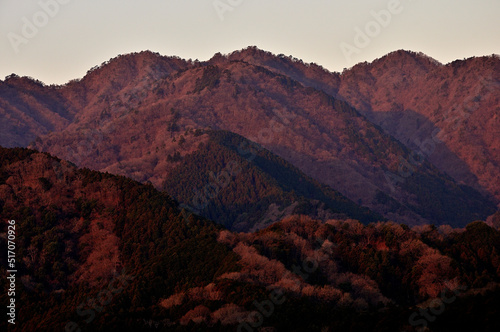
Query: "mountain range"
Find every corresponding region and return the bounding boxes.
[1,47,500,331]
[1,47,498,229]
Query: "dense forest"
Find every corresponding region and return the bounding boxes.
[1,147,499,331]
[163,130,382,231]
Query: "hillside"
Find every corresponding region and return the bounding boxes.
[228,47,500,204]
[339,51,500,204]
[0,51,189,148]
[0,75,74,147]
[11,51,493,227]
[1,148,500,331]
[162,130,382,231]
[0,147,240,331]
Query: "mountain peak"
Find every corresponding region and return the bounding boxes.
[227,46,332,73]
[385,49,441,62]
[353,49,442,73]
[2,73,47,88]
[228,45,272,58]
[77,50,190,84]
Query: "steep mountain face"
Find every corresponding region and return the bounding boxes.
[1,148,500,332]
[228,48,500,205]
[26,53,495,227]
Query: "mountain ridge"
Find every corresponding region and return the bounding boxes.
[1,47,497,228]
[222,47,500,203]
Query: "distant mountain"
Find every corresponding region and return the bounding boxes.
[339,51,500,205]
[228,47,500,205]
[0,75,74,147]
[1,147,500,331]
[0,51,189,147]
[0,48,496,228]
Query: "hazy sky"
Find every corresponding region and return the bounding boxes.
[1,0,499,84]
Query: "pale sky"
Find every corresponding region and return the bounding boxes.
[1,0,499,85]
